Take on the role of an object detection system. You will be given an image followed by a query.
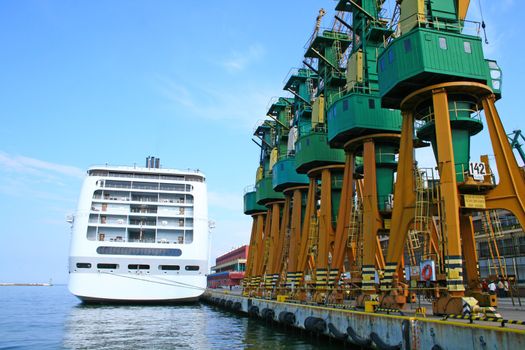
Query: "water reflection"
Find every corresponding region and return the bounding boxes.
[63,303,342,349]
[63,303,212,349]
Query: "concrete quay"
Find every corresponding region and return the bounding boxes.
[203,290,525,350]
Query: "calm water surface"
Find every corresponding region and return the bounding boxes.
[0,285,342,349]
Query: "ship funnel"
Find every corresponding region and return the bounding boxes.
[145,156,160,168]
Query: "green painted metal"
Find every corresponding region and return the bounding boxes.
[508,130,525,164]
[417,101,483,182]
[294,131,345,174]
[379,28,489,109]
[331,171,344,224]
[272,156,309,192]
[283,68,317,121]
[244,190,266,215]
[326,0,401,211]
[255,176,284,205]
[327,94,401,147]
[304,30,351,101]
[375,143,397,211]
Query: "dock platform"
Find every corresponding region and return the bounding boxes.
[203,290,525,350]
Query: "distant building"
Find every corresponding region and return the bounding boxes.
[207,245,248,289]
[472,210,525,287]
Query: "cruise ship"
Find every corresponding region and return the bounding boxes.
[68,157,209,303]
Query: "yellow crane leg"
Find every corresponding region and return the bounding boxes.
[482,94,525,230]
[332,153,355,284]
[318,168,334,271]
[265,201,284,294]
[382,111,416,292]
[273,197,290,292]
[294,177,317,300]
[285,186,308,291]
[360,140,382,296]
[460,215,480,291]
[252,212,266,295]
[432,87,465,295]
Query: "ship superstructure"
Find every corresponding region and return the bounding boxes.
[68,157,209,303]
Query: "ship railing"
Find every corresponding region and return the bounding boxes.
[297,124,328,136]
[244,185,256,194]
[282,67,317,85]
[375,151,398,164]
[130,208,157,214]
[414,100,482,128]
[103,183,131,189]
[132,184,159,190]
[387,13,482,45]
[277,153,295,162]
[326,84,380,106]
[304,27,349,50]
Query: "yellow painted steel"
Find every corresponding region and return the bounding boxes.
[256,166,263,182]
[269,148,278,171]
[400,0,425,35]
[296,178,316,275]
[272,198,289,287]
[331,153,354,279]
[262,201,284,294]
[346,49,363,91]
[458,0,471,21]
[382,112,416,290]
[248,213,266,295]
[317,168,335,272]
[460,215,481,291]
[432,87,465,293]
[482,94,525,230]
[311,96,325,127]
[286,187,308,274]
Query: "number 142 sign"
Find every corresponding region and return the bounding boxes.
[469,162,486,181]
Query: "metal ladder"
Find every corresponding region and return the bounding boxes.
[481,211,507,279]
[308,215,319,260]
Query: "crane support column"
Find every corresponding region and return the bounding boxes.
[432,87,465,295]
[382,111,416,296]
[482,94,525,229]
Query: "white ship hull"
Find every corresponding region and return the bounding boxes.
[68,161,209,303]
[69,272,205,303]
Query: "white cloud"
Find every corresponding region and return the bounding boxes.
[221,44,266,72]
[0,151,83,204]
[155,76,195,109]
[154,75,274,129]
[0,151,84,179]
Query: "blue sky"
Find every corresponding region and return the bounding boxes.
[0,0,522,284]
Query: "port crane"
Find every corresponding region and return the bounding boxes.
[243,0,525,317]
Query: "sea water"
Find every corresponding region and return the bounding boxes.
[0,285,341,349]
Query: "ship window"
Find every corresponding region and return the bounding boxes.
[128,264,150,270]
[388,50,394,63]
[368,99,375,109]
[342,99,348,111]
[403,39,411,52]
[185,265,199,271]
[439,37,447,50]
[379,57,385,72]
[159,265,180,271]
[97,263,119,269]
[463,41,471,54]
[76,263,92,269]
[96,246,182,257]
